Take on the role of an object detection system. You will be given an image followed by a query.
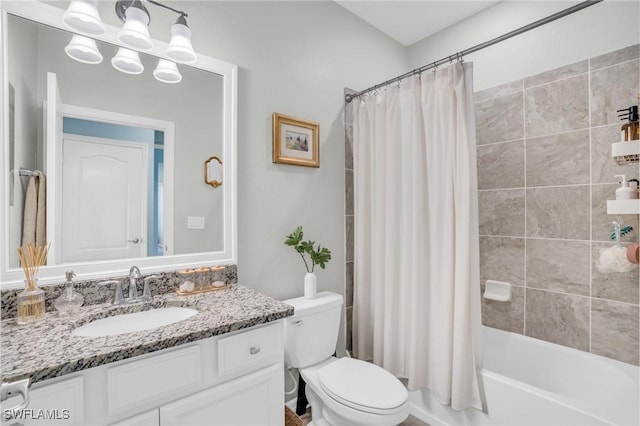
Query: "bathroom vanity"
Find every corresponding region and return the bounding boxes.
[1,285,293,425]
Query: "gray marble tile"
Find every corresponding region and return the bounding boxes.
[525,288,590,351]
[345,261,353,308]
[475,92,524,145]
[590,43,640,71]
[477,140,524,190]
[346,306,353,352]
[591,183,639,243]
[591,123,640,184]
[526,186,590,240]
[479,189,525,236]
[475,79,522,102]
[592,242,640,304]
[479,236,525,287]
[590,59,640,127]
[525,74,589,138]
[345,169,353,215]
[526,129,590,187]
[345,88,355,170]
[346,215,354,262]
[345,125,354,171]
[526,239,590,296]
[481,283,524,334]
[591,298,639,366]
[524,60,588,88]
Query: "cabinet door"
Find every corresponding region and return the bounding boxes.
[160,363,283,426]
[109,409,159,426]
[2,376,84,425]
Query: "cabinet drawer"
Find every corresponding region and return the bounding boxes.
[217,322,283,378]
[107,345,201,415]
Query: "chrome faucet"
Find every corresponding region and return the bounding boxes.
[128,266,142,301]
[98,267,159,305]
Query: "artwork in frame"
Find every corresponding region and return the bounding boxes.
[272,113,319,168]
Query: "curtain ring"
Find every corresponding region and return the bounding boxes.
[457,52,464,63]
[432,62,438,75]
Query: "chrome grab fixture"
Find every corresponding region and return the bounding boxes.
[128,265,142,301]
[1,378,31,421]
[98,268,160,305]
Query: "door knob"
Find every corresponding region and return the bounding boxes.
[127,238,141,244]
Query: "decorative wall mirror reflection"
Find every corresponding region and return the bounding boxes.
[0,1,237,288]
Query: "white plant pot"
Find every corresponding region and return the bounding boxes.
[304,272,317,299]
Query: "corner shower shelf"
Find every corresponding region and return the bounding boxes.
[607,199,640,215]
[611,140,640,165]
[607,140,640,214]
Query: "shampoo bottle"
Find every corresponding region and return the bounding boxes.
[615,175,636,200]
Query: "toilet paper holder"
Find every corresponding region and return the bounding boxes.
[483,280,511,302]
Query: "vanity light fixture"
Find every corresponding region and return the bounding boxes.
[116,0,153,51]
[111,47,144,75]
[166,14,197,64]
[115,0,197,63]
[63,0,105,35]
[63,0,195,83]
[64,34,103,64]
[153,59,182,83]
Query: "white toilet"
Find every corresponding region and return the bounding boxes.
[284,292,409,426]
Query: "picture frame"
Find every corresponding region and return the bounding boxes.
[272,113,319,168]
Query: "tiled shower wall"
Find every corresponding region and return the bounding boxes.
[344,45,640,364]
[476,44,640,365]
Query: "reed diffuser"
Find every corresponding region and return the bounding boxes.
[16,243,49,324]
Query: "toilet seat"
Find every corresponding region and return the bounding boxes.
[317,358,408,415]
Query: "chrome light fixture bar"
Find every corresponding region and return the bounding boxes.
[63,0,197,83]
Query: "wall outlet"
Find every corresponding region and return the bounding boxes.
[187,216,205,229]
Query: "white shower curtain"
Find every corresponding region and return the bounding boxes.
[351,62,482,411]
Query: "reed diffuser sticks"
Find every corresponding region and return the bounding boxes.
[16,242,49,324]
[17,242,49,289]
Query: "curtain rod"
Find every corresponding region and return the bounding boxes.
[345,0,603,103]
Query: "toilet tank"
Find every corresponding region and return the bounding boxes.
[283,291,343,368]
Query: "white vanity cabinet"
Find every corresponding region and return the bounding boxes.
[12,321,284,426]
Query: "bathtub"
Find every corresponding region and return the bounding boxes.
[409,326,639,425]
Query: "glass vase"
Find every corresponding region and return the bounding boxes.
[17,279,46,325]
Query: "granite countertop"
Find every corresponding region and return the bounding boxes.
[0,284,294,385]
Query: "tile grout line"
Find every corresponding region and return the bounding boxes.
[588,56,593,354]
[522,78,527,337]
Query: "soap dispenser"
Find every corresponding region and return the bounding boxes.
[54,271,84,315]
[615,175,637,200]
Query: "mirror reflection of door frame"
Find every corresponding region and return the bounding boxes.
[46,100,175,264]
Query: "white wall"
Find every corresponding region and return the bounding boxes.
[159,2,408,311]
[96,0,408,353]
[408,0,640,91]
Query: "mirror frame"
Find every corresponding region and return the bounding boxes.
[0,1,237,288]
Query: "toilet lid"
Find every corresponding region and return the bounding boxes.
[317,358,408,413]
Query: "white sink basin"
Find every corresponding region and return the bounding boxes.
[72,307,198,337]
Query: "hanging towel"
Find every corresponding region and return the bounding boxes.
[21,171,46,247]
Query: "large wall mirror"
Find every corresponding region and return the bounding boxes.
[0,1,237,287]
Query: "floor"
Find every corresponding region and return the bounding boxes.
[300,408,430,425]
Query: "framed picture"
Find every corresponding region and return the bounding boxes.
[272,113,319,168]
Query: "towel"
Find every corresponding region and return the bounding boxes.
[21,172,46,247]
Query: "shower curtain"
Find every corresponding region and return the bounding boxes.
[351,62,482,411]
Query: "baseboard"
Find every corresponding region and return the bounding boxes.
[409,400,448,426]
[285,399,297,411]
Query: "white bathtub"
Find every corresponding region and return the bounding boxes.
[409,326,639,425]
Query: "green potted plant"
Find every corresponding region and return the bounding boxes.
[284,226,331,298]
